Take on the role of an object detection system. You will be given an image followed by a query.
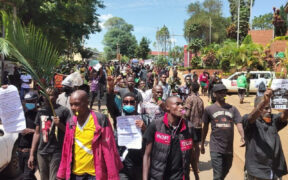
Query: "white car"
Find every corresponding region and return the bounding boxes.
[0,124,21,177]
[222,71,276,93]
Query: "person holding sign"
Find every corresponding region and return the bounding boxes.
[143,96,198,180]
[116,92,146,180]
[242,89,288,180]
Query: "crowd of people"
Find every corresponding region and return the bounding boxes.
[1,60,288,180]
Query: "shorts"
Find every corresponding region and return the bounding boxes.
[200,82,207,87]
[193,128,202,143]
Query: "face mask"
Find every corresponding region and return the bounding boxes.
[25,103,36,110]
[123,105,135,114]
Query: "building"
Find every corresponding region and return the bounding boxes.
[249,29,288,55]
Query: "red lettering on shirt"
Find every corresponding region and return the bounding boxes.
[180,139,193,151]
[155,132,171,144]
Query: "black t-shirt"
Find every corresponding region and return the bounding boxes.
[18,111,37,148]
[143,121,183,180]
[202,103,241,154]
[35,104,70,155]
[242,113,288,179]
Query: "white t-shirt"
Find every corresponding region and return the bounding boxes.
[20,74,32,88]
[255,78,267,96]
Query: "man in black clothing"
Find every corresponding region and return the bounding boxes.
[242,89,288,180]
[28,87,70,180]
[17,91,38,180]
[201,84,245,180]
[143,96,198,180]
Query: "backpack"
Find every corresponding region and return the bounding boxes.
[258,81,266,92]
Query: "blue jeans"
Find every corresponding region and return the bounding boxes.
[20,87,30,100]
[210,152,233,180]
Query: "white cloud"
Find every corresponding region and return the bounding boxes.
[99,14,114,29]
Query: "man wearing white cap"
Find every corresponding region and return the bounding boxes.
[57,79,74,113]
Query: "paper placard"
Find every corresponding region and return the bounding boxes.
[271,79,288,109]
[0,85,26,132]
[116,115,142,149]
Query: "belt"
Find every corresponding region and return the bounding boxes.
[17,148,31,153]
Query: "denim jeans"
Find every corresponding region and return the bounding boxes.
[20,88,30,100]
[210,151,233,180]
[37,152,61,180]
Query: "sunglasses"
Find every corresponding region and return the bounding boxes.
[123,100,136,105]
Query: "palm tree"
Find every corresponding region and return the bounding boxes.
[0,11,61,134]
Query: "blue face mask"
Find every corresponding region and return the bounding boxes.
[123,105,135,114]
[25,103,36,110]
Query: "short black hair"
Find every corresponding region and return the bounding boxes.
[191,82,200,92]
[123,92,136,100]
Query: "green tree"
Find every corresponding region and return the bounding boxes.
[227,0,255,42]
[252,13,273,30]
[184,0,230,44]
[103,17,137,60]
[169,46,184,64]
[0,12,61,115]
[1,0,104,56]
[156,25,170,53]
[154,55,169,67]
[136,37,151,59]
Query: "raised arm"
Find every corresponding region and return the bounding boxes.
[247,89,272,124]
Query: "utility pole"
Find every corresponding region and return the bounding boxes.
[237,0,240,47]
[209,17,212,44]
[250,0,253,29]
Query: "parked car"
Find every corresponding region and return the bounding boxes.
[222,71,276,93]
[0,123,21,178]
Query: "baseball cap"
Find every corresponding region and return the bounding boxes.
[24,91,38,101]
[212,84,227,92]
[61,78,73,87]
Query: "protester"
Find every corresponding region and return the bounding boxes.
[192,73,199,84]
[246,69,251,97]
[199,71,209,96]
[118,92,146,180]
[17,91,38,180]
[180,75,192,101]
[237,73,248,104]
[208,74,222,103]
[57,79,74,111]
[255,74,267,97]
[28,87,70,180]
[242,89,288,180]
[137,79,152,102]
[57,90,123,180]
[20,72,32,100]
[146,68,155,89]
[184,82,204,172]
[168,70,181,94]
[139,65,148,83]
[143,96,198,180]
[141,85,165,124]
[117,76,143,105]
[89,69,101,110]
[158,73,170,100]
[201,84,245,180]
